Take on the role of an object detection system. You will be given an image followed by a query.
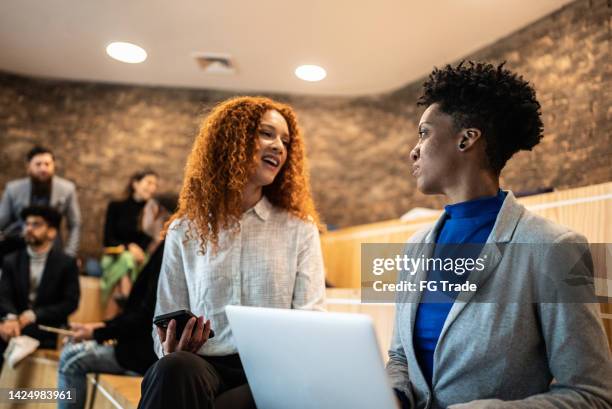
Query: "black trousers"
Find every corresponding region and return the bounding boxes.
[137,351,256,409]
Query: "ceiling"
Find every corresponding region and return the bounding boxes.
[0,0,574,96]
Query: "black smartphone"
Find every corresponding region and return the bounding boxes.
[153,309,215,340]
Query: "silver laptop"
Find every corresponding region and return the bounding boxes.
[225,305,398,409]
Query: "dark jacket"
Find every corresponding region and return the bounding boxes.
[103,198,152,250]
[93,240,164,374]
[0,247,80,327]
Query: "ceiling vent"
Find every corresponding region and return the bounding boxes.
[192,52,236,74]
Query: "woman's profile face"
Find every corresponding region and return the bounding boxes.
[133,174,158,201]
[248,109,290,188]
[410,103,461,195]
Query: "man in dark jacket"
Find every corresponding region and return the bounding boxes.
[56,240,164,409]
[57,193,176,409]
[0,206,80,369]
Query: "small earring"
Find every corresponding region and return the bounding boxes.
[459,142,466,149]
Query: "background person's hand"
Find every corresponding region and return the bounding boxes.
[156,316,211,355]
[141,199,161,238]
[70,322,106,342]
[0,320,21,341]
[128,243,145,264]
[18,310,36,328]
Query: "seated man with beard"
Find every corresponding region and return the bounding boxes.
[0,206,80,370]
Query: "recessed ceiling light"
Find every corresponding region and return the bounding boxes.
[106,42,147,64]
[295,65,326,82]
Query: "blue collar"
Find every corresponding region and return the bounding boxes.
[444,189,506,219]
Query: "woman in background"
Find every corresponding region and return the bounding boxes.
[57,194,177,409]
[100,170,159,316]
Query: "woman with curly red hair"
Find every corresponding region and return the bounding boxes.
[138,96,326,409]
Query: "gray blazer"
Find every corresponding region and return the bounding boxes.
[386,191,612,409]
[0,176,81,256]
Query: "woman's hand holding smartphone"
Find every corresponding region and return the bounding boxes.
[156,315,212,355]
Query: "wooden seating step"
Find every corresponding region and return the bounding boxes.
[70,275,105,324]
[87,373,142,409]
[0,349,60,409]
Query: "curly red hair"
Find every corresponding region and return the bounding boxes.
[165,96,322,253]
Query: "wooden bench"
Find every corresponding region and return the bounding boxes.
[0,349,142,409]
[321,216,439,288]
[86,374,142,409]
[0,349,60,409]
[70,275,105,324]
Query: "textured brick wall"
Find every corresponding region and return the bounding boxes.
[0,0,610,257]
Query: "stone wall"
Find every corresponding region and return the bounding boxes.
[0,0,610,257]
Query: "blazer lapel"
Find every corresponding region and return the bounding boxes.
[50,176,59,208]
[35,249,57,305]
[432,191,525,386]
[404,213,446,391]
[407,215,445,315]
[436,245,503,340]
[16,249,31,307]
[18,178,32,208]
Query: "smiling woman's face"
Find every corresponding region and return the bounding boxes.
[410,103,463,195]
[248,109,290,188]
[132,174,158,201]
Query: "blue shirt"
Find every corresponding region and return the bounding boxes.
[413,189,506,386]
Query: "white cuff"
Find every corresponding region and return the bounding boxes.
[22,310,37,323]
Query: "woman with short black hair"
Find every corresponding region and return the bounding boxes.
[387,61,612,408]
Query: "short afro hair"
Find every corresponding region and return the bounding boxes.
[418,61,543,174]
[21,205,62,229]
